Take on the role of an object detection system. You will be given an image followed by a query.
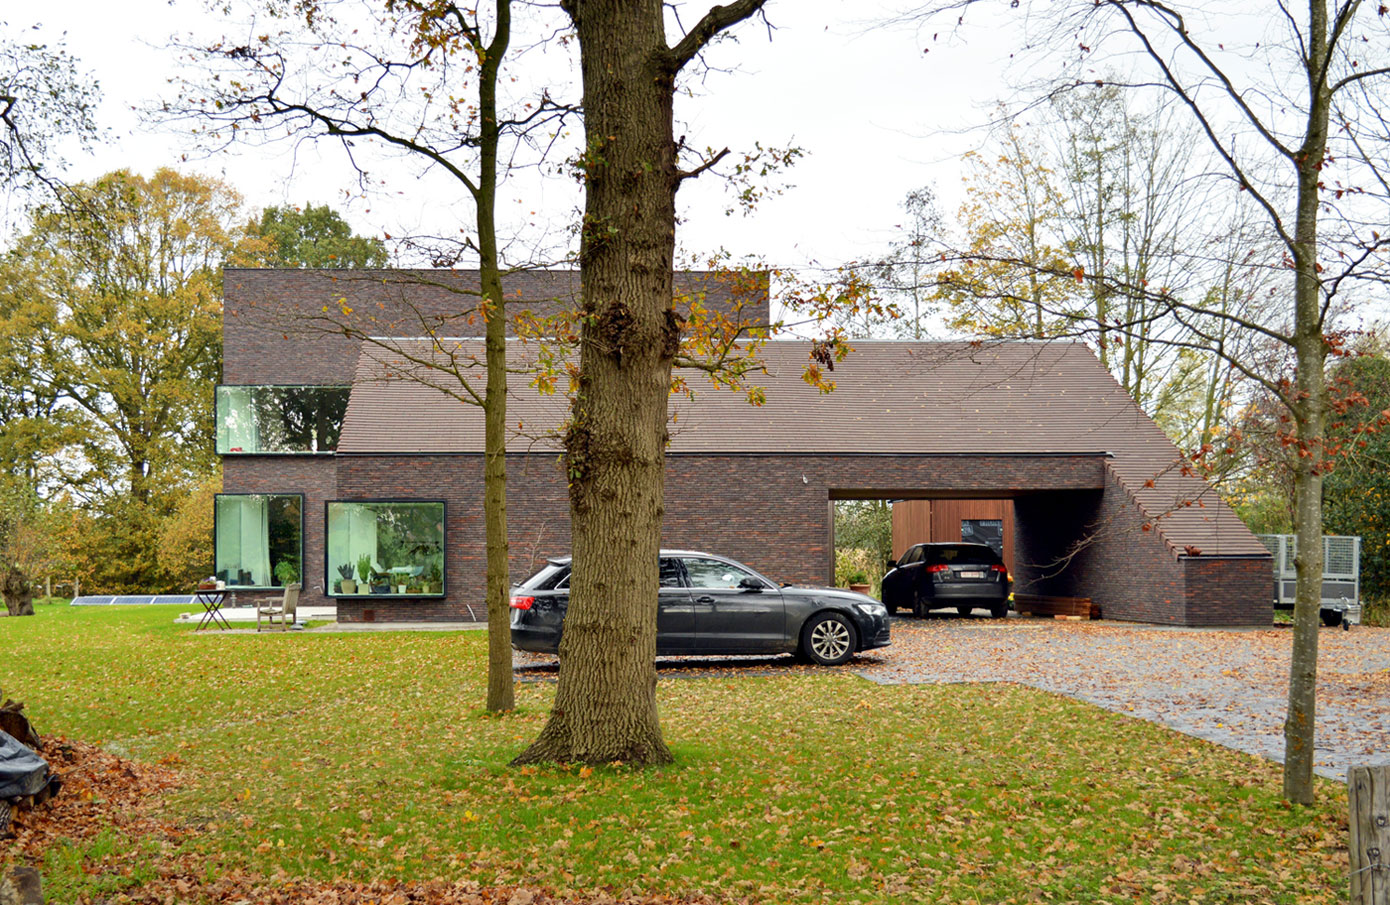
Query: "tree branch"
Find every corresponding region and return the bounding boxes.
[669,1,769,71]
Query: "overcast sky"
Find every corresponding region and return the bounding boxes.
[20,1,1389,333]
[31,2,1029,272]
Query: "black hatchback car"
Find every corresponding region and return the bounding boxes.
[881,542,1011,618]
[510,551,891,665]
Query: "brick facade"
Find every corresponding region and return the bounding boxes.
[225,448,1270,627]
[331,452,1120,622]
[221,270,1272,627]
[1013,467,1271,625]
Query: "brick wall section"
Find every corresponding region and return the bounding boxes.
[1013,466,1270,625]
[222,268,770,385]
[1184,557,1274,625]
[333,452,1110,621]
[222,456,339,611]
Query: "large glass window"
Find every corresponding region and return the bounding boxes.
[326,501,445,597]
[214,494,303,589]
[216,385,351,454]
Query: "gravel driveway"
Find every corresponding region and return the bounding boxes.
[859,616,1390,781]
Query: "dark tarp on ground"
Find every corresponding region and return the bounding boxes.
[0,730,48,799]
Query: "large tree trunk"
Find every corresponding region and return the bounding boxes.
[1282,0,1332,806]
[479,0,515,715]
[2,568,34,617]
[514,0,682,765]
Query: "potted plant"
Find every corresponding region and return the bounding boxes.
[846,569,871,595]
[357,555,372,595]
[337,563,356,595]
[370,570,390,595]
[274,560,299,588]
[425,562,442,594]
[396,573,409,595]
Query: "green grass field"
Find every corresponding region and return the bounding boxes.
[1,606,1349,904]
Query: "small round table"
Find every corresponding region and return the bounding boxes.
[193,588,232,631]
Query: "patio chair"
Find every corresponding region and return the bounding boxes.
[254,583,300,632]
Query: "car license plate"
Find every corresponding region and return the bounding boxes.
[958,570,985,579]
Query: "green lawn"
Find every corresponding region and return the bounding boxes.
[1,606,1349,904]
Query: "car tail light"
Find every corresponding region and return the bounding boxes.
[509,595,535,610]
[991,564,1008,573]
[926,564,948,574]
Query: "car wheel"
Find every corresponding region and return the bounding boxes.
[956,604,972,617]
[801,611,857,666]
[1321,609,1343,628]
[990,603,1008,619]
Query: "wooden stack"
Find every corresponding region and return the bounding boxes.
[1013,594,1098,621]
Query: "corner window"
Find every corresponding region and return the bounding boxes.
[214,494,303,589]
[216,385,351,454]
[326,501,445,597]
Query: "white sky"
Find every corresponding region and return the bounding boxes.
[30,1,1023,271]
[20,1,1390,332]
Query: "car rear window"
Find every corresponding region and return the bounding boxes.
[519,562,569,590]
[925,544,1000,566]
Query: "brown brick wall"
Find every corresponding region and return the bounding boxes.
[221,456,339,610]
[1184,556,1274,625]
[228,448,1269,626]
[1013,465,1271,625]
[222,269,771,386]
[332,452,1110,621]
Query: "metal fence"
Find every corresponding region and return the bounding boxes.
[1255,534,1361,622]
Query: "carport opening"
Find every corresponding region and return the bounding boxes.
[830,497,1015,603]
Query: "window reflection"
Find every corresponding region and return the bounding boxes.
[217,386,350,454]
[326,501,445,597]
[215,494,303,588]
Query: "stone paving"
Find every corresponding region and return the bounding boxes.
[857,616,1390,781]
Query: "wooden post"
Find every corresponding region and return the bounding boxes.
[1350,765,1389,904]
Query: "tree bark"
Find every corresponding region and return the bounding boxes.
[514,0,679,765]
[479,0,516,715]
[2,567,34,617]
[1282,0,1333,806]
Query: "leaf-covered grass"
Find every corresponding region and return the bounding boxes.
[2,606,1349,904]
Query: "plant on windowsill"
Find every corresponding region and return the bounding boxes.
[274,560,300,588]
[370,570,390,595]
[337,563,356,595]
[424,562,442,595]
[357,556,373,595]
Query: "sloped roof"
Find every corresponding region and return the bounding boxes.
[338,338,1268,558]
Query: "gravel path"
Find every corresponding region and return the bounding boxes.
[859,616,1390,781]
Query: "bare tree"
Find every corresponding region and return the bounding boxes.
[906,0,1390,803]
[0,22,100,219]
[174,0,577,713]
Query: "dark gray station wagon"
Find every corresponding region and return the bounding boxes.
[510,551,891,665]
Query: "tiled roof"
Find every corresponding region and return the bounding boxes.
[338,338,1268,558]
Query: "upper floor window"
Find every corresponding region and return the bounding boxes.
[216,385,351,454]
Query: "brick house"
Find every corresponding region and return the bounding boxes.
[218,269,1272,625]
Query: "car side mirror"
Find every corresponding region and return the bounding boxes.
[738,576,764,592]
[885,559,896,571]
